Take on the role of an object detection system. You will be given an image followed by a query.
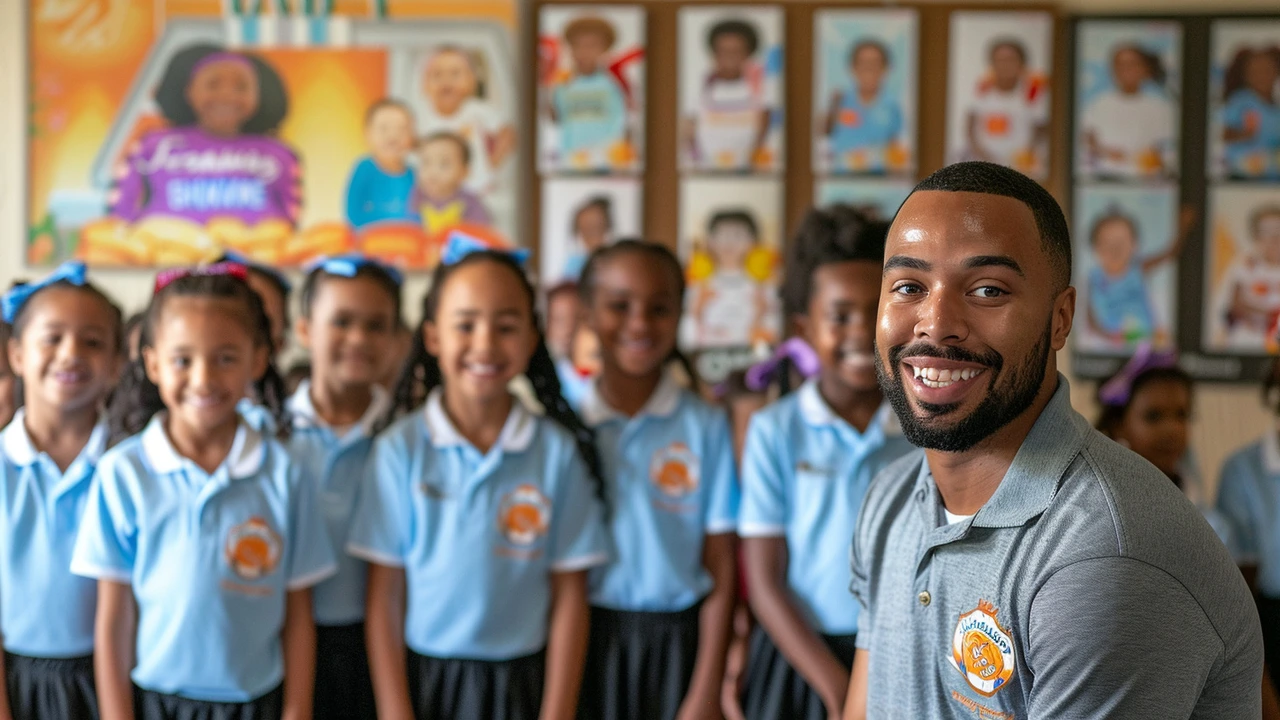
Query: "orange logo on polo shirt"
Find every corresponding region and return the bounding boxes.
[498,484,551,546]
[949,599,1016,697]
[840,108,861,127]
[650,443,699,499]
[985,114,1011,136]
[225,517,282,581]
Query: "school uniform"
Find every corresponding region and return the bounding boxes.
[575,375,739,720]
[236,398,276,435]
[828,88,904,173]
[347,389,610,720]
[70,414,337,720]
[737,380,915,720]
[1224,88,1280,179]
[552,71,628,161]
[0,410,106,720]
[285,382,389,720]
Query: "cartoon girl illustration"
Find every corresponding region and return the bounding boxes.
[107,44,302,228]
[419,45,516,194]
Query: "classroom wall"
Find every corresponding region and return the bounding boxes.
[1,0,1274,495]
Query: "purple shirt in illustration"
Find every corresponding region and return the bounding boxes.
[108,127,303,226]
[410,187,492,235]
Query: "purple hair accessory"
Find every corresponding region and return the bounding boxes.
[744,338,821,392]
[1097,342,1178,407]
[191,51,254,77]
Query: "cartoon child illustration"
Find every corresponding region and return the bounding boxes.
[1080,43,1176,178]
[963,38,1050,176]
[561,196,613,280]
[345,99,418,230]
[685,210,779,348]
[549,16,629,169]
[683,19,773,171]
[1086,207,1190,349]
[824,40,905,174]
[108,43,301,227]
[1221,45,1280,180]
[1214,206,1280,350]
[420,45,516,193]
[411,131,492,239]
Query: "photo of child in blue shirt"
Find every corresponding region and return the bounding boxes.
[344,99,419,230]
[824,41,904,174]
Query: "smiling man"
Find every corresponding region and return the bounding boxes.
[844,162,1262,719]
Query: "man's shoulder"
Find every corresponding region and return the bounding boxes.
[858,450,926,533]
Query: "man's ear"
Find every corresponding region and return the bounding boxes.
[1051,286,1076,353]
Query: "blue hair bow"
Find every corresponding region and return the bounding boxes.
[306,253,404,286]
[439,230,530,268]
[2,261,87,324]
[217,251,293,293]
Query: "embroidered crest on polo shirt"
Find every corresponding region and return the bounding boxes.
[498,484,552,547]
[650,443,699,499]
[949,599,1016,697]
[225,517,282,581]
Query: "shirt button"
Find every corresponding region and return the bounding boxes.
[918,591,932,607]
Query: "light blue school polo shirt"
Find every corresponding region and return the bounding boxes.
[581,375,739,612]
[237,398,276,434]
[829,87,904,162]
[552,72,628,154]
[1218,431,1280,596]
[71,415,337,702]
[347,390,609,661]
[0,410,106,658]
[1224,88,1280,178]
[286,381,389,626]
[739,379,915,635]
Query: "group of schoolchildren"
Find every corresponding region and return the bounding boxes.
[5,199,1280,720]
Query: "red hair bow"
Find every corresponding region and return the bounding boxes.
[153,262,249,294]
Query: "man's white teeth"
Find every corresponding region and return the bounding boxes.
[911,365,981,387]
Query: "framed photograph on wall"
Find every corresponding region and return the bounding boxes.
[1203,185,1280,354]
[1206,20,1280,181]
[814,179,913,222]
[539,176,643,286]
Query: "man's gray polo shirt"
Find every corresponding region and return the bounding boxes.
[851,376,1263,719]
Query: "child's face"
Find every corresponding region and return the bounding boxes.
[585,253,681,380]
[424,50,478,116]
[367,106,415,168]
[143,297,268,439]
[1255,214,1280,265]
[571,326,602,376]
[1246,52,1280,97]
[1112,48,1148,94]
[187,58,259,137]
[298,276,398,391]
[711,33,752,78]
[991,45,1025,90]
[708,220,755,270]
[800,261,882,396]
[8,288,120,417]
[852,46,887,94]
[418,139,468,199]
[570,30,610,73]
[1117,378,1190,479]
[545,290,580,360]
[425,261,538,407]
[575,206,610,250]
[245,272,288,359]
[1093,219,1137,277]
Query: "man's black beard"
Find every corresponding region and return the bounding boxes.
[874,323,1052,453]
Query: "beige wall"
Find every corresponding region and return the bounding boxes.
[1,0,1272,494]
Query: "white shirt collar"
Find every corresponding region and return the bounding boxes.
[140,413,266,479]
[287,380,390,439]
[1,408,109,467]
[1264,428,1280,476]
[797,378,899,436]
[580,372,682,427]
[423,388,535,453]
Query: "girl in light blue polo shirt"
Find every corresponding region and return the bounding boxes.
[572,240,739,720]
[0,262,123,720]
[348,236,609,720]
[288,255,402,720]
[738,206,916,720]
[72,263,336,720]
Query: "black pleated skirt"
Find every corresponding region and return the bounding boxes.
[576,603,702,720]
[5,652,97,720]
[739,626,858,720]
[314,622,376,720]
[407,648,545,720]
[134,684,283,720]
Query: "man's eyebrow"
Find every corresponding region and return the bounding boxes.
[964,255,1025,277]
[883,255,931,274]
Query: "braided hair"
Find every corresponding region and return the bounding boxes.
[391,252,606,506]
[108,273,288,444]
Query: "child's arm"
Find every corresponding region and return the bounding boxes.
[824,91,842,137]
[744,537,850,719]
[281,589,316,720]
[366,563,414,720]
[1141,206,1196,273]
[95,580,136,720]
[677,533,738,720]
[842,651,870,720]
[540,570,591,720]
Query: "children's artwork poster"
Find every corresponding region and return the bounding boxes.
[1203,185,1280,354]
[1073,183,1182,356]
[1206,21,1280,181]
[1075,20,1182,180]
[539,177,642,286]
[814,179,913,223]
[537,5,645,175]
[27,1,521,270]
[812,9,918,177]
[678,6,784,174]
[946,11,1053,182]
